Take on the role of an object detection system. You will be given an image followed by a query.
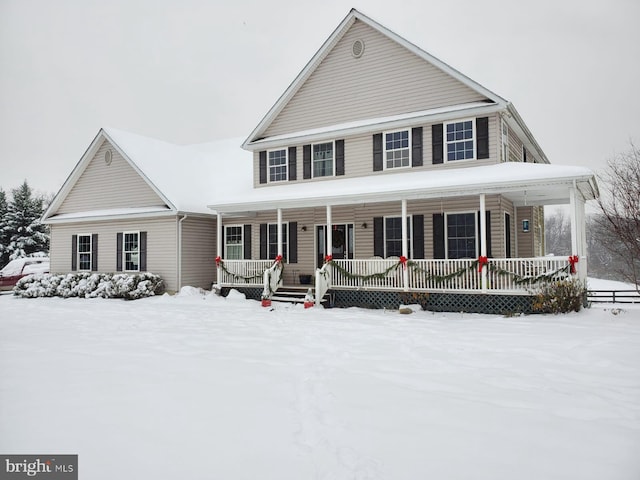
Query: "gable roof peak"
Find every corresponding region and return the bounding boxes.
[243,8,507,148]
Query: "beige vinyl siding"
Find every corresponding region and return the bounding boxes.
[263,19,486,138]
[508,127,524,162]
[254,114,500,187]
[49,217,179,291]
[515,206,534,257]
[180,217,217,289]
[226,195,514,284]
[58,139,167,214]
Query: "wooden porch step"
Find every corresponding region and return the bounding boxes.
[270,286,329,305]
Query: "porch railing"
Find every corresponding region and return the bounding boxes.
[218,259,273,286]
[218,257,574,295]
[329,257,571,294]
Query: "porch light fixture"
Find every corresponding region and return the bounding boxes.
[361,222,368,229]
[301,225,307,232]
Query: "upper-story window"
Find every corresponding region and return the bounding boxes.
[385,130,410,169]
[313,142,334,177]
[446,120,475,161]
[268,149,287,182]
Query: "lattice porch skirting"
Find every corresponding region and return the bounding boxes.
[223,287,535,314]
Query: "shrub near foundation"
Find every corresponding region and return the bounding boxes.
[531,278,587,314]
[13,272,164,300]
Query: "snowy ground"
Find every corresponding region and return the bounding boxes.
[1,287,639,480]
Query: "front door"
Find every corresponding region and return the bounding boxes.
[316,224,354,268]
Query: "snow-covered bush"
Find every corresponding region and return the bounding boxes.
[13,272,164,300]
[531,278,587,314]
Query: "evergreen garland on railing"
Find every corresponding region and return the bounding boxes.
[324,257,574,287]
[216,257,264,283]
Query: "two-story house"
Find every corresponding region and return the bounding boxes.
[42,9,598,312]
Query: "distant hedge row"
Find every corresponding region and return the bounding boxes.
[14,272,164,300]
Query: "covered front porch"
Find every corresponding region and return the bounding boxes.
[208,163,598,311]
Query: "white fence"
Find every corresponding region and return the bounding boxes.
[218,259,273,286]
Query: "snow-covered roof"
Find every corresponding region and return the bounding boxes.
[43,129,253,222]
[208,162,599,214]
[246,101,502,151]
[103,128,252,215]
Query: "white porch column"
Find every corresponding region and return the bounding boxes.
[326,205,332,259]
[569,184,587,280]
[277,208,283,258]
[216,212,222,287]
[401,199,409,291]
[479,194,488,292]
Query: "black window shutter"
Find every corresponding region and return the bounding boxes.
[373,133,383,171]
[433,213,445,259]
[412,215,424,259]
[373,217,384,257]
[71,234,77,271]
[259,151,267,184]
[288,222,298,263]
[303,145,311,179]
[523,147,528,163]
[243,225,252,260]
[411,127,423,167]
[116,233,123,271]
[335,140,345,176]
[432,124,444,164]
[476,117,489,159]
[288,147,297,181]
[140,232,147,271]
[505,213,512,258]
[259,223,267,259]
[91,234,98,271]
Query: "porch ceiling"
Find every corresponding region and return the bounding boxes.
[208,162,598,214]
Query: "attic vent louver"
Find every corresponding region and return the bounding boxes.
[352,39,365,58]
[104,150,112,165]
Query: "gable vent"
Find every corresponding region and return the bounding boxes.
[351,39,365,58]
[104,149,112,165]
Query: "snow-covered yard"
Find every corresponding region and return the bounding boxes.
[1,288,639,480]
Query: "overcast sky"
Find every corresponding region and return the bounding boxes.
[1,0,638,197]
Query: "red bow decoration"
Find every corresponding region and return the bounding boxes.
[275,255,283,263]
[325,254,333,263]
[568,255,579,274]
[215,256,222,266]
[399,256,408,270]
[478,256,489,272]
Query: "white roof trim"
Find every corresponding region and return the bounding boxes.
[246,102,502,150]
[42,207,176,225]
[242,8,507,148]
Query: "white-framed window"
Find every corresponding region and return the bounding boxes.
[384,216,412,258]
[123,231,140,272]
[77,234,92,271]
[384,129,410,169]
[446,212,477,259]
[225,225,244,260]
[445,119,475,161]
[268,223,288,261]
[268,149,287,182]
[312,141,334,177]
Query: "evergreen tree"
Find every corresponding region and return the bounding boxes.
[0,188,8,267]
[2,181,49,261]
